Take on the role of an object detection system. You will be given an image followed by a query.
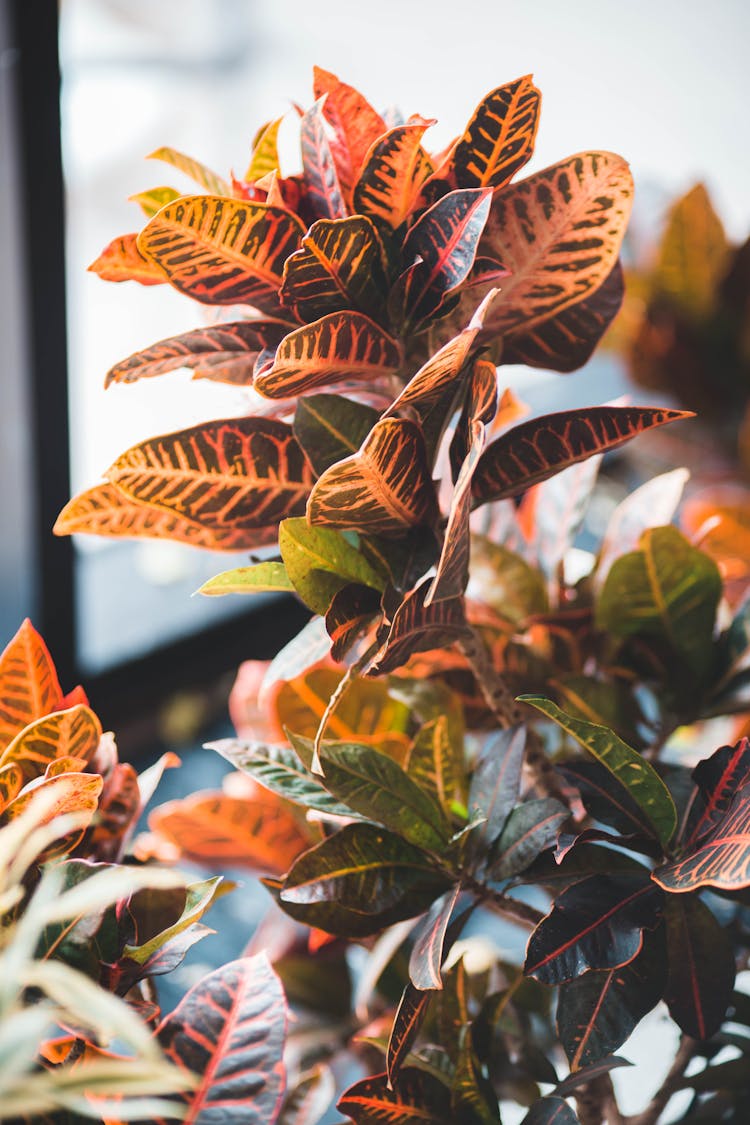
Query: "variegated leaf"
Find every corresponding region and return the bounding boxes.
[128,185,182,218]
[449,356,498,479]
[0,705,101,783]
[105,417,315,533]
[307,418,437,536]
[301,99,347,221]
[453,75,541,190]
[480,152,634,336]
[313,67,386,197]
[471,406,692,506]
[280,216,389,324]
[147,145,231,196]
[0,620,62,753]
[293,394,380,476]
[326,585,382,661]
[653,786,750,892]
[369,580,471,675]
[54,482,280,551]
[255,312,401,398]
[426,421,485,605]
[0,762,23,814]
[353,121,435,228]
[88,233,165,285]
[137,196,305,310]
[245,117,283,182]
[105,320,291,387]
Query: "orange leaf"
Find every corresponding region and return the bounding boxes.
[0,619,62,752]
[453,75,541,190]
[0,762,23,815]
[4,772,104,857]
[353,121,435,228]
[0,704,101,784]
[313,67,386,197]
[88,233,166,286]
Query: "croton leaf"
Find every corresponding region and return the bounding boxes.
[0,704,101,784]
[87,760,141,862]
[368,579,471,676]
[316,739,451,850]
[300,99,347,221]
[54,482,280,551]
[0,762,23,813]
[148,788,310,875]
[427,421,485,605]
[129,185,182,218]
[280,215,389,324]
[662,894,735,1039]
[326,584,382,660]
[147,145,231,195]
[466,725,526,865]
[279,1064,335,1125]
[246,116,283,182]
[293,394,381,476]
[408,883,463,991]
[524,872,664,985]
[313,66,386,198]
[105,417,315,534]
[5,772,104,856]
[104,320,291,387]
[501,260,624,374]
[279,822,450,936]
[469,537,548,625]
[199,561,295,597]
[453,74,541,190]
[683,737,750,849]
[519,452,601,580]
[399,188,493,326]
[279,517,384,614]
[387,983,434,1086]
[558,759,658,841]
[520,697,677,848]
[652,784,750,892]
[471,406,691,507]
[596,525,722,683]
[488,798,569,881]
[137,195,305,310]
[449,356,498,479]
[0,619,62,752]
[653,182,731,317]
[88,233,166,285]
[122,875,227,976]
[478,151,633,338]
[556,925,666,1069]
[255,311,401,398]
[155,953,287,1125]
[338,1068,454,1125]
[354,121,435,228]
[307,417,437,536]
[521,1098,580,1125]
[407,714,463,815]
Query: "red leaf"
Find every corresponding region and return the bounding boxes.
[300,99,347,221]
[313,67,386,197]
[354,121,435,228]
[0,620,63,752]
[369,580,471,676]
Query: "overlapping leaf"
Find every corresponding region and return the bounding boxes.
[279,517,384,614]
[293,394,381,476]
[653,785,750,892]
[245,117,283,183]
[354,121,435,228]
[0,705,101,784]
[88,233,166,286]
[369,580,471,675]
[338,1068,454,1124]
[0,620,62,752]
[137,196,305,309]
[313,67,386,198]
[387,983,434,1085]
[147,145,231,195]
[280,216,389,323]
[453,75,541,190]
[300,99,347,221]
[662,894,735,1039]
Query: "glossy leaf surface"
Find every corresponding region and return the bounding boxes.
[0,705,101,783]
[280,216,388,323]
[199,561,294,597]
[293,394,380,477]
[279,517,384,614]
[662,894,735,1039]
[338,1068,454,1125]
[313,67,386,195]
[147,145,230,195]
[354,121,434,228]
[652,786,750,892]
[0,620,62,752]
[88,233,166,286]
[369,581,470,675]
[454,75,540,190]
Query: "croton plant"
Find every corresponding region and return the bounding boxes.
[30,68,749,1122]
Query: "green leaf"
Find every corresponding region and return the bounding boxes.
[596,525,722,682]
[279,516,385,614]
[317,740,451,850]
[129,185,182,218]
[407,715,464,816]
[293,394,380,477]
[123,876,226,966]
[469,536,548,624]
[519,697,677,848]
[198,560,294,597]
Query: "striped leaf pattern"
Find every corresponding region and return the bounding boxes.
[338,1069,454,1125]
[353,122,434,228]
[147,145,231,196]
[401,188,493,324]
[453,75,541,190]
[301,100,347,221]
[662,895,735,1039]
[0,620,62,752]
[387,984,433,1085]
[4,773,104,856]
[307,418,437,536]
[0,705,101,783]
[280,216,389,323]
[106,418,316,533]
[245,117,283,182]
[471,406,692,506]
[54,482,280,551]
[478,152,633,336]
[685,738,750,848]
[325,584,381,660]
[653,788,750,891]
[369,580,471,676]
[155,954,287,1125]
[0,762,23,814]
[137,196,305,309]
[427,421,485,605]
[313,67,386,196]
[129,185,182,218]
[105,320,291,387]
[88,234,165,286]
[449,355,498,478]
[255,312,401,398]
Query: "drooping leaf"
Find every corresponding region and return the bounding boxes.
[148,789,310,875]
[137,196,305,310]
[0,619,62,752]
[155,954,287,1125]
[147,145,231,195]
[300,99,347,221]
[387,983,434,1086]
[408,883,463,990]
[399,188,493,326]
[128,185,182,218]
[453,75,540,190]
[0,705,101,783]
[488,798,569,880]
[279,517,384,614]
[556,925,666,1069]
[199,561,295,597]
[255,311,401,398]
[326,584,382,660]
[280,822,450,937]
[524,872,664,985]
[471,406,692,507]
[313,67,387,198]
[54,481,280,551]
[280,215,389,323]
[245,117,284,182]
[354,121,435,228]
[105,417,315,534]
[501,260,624,373]
[426,421,485,605]
[478,151,634,338]
[293,394,380,476]
[465,725,526,866]
[520,697,677,848]
[307,418,437,536]
[104,320,291,387]
[662,894,735,1039]
[316,739,451,850]
[369,580,470,676]
[596,525,722,683]
[448,356,498,479]
[88,233,166,285]
[652,785,750,892]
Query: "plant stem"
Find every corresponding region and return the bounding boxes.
[483,887,544,929]
[625,1036,696,1125]
[577,1075,624,1125]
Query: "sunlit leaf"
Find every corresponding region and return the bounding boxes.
[453,75,540,190]
[5,772,104,857]
[0,619,62,753]
[519,453,601,580]
[0,762,23,814]
[301,99,347,221]
[199,561,294,597]
[338,1068,454,1125]
[313,67,386,199]
[147,145,231,195]
[653,182,730,316]
[0,705,101,784]
[88,233,166,286]
[468,537,548,625]
[128,185,182,218]
[369,580,470,676]
[354,121,435,228]
[245,117,283,182]
[407,714,463,815]
[279,517,384,614]
[426,421,485,605]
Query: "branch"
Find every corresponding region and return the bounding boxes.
[626,1035,697,1125]
[484,888,544,929]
